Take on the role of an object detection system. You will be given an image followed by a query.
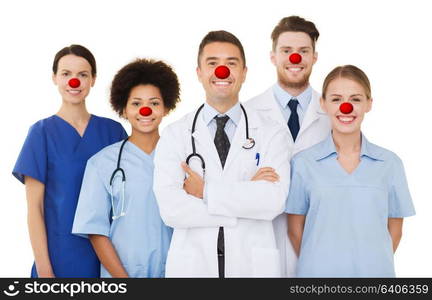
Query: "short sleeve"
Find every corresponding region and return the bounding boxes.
[388,157,415,218]
[285,158,309,215]
[12,123,47,184]
[72,158,112,238]
[117,122,128,141]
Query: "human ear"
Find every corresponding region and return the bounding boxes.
[270,50,276,66]
[365,98,373,113]
[312,51,318,65]
[196,66,203,83]
[320,96,327,113]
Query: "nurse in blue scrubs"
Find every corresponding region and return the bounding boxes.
[12,45,127,277]
[72,58,180,277]
[286,65,415,277]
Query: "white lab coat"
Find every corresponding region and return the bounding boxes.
[246,87,331,277]
[153,105,291,277]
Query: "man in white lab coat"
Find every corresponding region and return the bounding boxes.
[246,16,331,277]
[153,31,291,277]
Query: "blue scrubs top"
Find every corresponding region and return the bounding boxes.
[12,114,127,277]
[285,133,415,277]
[72,140,173,278]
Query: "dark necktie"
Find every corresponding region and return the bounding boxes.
[288,98,300,142]
[214,115,230,168]
[213,115,230,278]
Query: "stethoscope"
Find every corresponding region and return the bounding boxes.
[109,137,129,220]
[185,102,255,176]
[109,106,154,220]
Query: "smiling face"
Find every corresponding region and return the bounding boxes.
[123,84,167,135]
[271,31,317,91]
[196,42,247,105]
[321,77,372,135]
[52,54,95,104]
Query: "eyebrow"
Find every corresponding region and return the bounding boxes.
[206,56,240,62]
[279,46,312,50]
[132,96,162,101]
[59,69,90,73]
[329,93,364,97]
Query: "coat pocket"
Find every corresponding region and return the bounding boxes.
[251,247,282,277]
[240,158,258,180]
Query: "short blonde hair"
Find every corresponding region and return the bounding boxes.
[322,65,371,99]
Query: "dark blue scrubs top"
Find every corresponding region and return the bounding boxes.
[13,114,127,277]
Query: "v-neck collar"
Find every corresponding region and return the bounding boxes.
[334,156,363,176]
[125,140,155,161]
[53,114,94,139]
[314,132,362,176]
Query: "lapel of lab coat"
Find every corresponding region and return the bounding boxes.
[297,89,326,139]
[223,104,260,173]
[188,108,223,171]
[254,88,287,126]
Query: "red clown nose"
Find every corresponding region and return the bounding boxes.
[339,102,353,114]
[68,78,80,88]
[139,107,152,116]
[289,53,302,64]
[214,65,230,79]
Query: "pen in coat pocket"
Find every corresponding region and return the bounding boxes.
[255,152,260,166]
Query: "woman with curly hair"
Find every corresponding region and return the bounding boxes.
[72,58,181,278]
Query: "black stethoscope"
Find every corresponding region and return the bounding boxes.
[109,137,129,220]
[185,103,255,175]
[108,105,155,220]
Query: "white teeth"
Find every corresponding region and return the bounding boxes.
[137,118,153,124]
[68,90,80,94]
[338,116,354,122]
[287,67,302,72]
[214,81,230,86]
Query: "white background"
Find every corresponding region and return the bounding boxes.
[1,0,431,277]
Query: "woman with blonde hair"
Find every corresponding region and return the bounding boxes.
[286,65,415,277]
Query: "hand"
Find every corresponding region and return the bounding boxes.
[36,266,55,278]
[251,167,280,182]
[181,162,204,199]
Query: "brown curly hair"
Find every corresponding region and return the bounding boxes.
[110,58,180,116]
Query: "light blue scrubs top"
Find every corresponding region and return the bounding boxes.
[285,133,415,277]
[72,140,172,278]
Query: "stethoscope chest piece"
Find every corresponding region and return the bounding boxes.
[242,138,255,150]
